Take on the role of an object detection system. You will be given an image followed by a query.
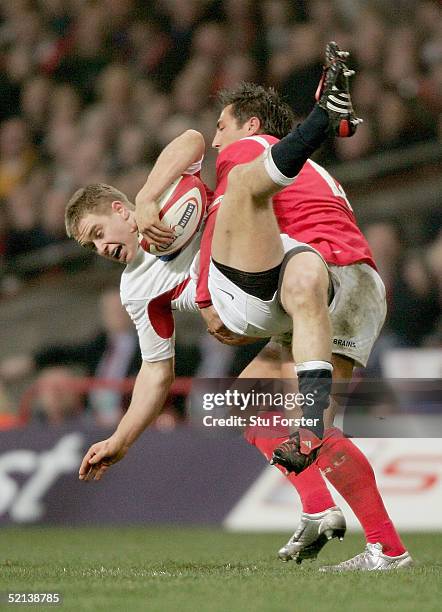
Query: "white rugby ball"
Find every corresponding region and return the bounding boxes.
[139,174,206,257]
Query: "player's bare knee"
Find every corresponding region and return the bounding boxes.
[226,157,275,202]
[281,258,328,314]
[282,275,320,314]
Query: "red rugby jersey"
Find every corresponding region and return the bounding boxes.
[196,134,376,308]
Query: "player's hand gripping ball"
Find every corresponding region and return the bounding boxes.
[139,174,206,257]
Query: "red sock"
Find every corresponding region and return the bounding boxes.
[317,428,406,556]
[286,467,336,514]
[244,413,336,514]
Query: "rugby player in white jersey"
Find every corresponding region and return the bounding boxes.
[66,134,208,470]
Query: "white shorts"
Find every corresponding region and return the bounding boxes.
[209,236,386,367]
[209,235,320,337]
[327,262,387,366]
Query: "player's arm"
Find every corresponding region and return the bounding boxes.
[135,129,205,245]
[78,357,174,482]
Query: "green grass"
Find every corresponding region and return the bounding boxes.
[0,528,440,612]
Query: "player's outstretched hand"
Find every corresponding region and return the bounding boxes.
[79,435,128,482]
[134,199,174,246]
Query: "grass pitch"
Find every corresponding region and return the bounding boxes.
[0,527,440,612]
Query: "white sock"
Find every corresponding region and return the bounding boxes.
[295,360,333,374]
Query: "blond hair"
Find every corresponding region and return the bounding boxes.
[65,183,133,238]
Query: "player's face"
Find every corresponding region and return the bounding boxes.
[212,105,258,153]
[76,202,139,264]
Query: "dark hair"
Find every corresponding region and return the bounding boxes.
[217,82,295,139]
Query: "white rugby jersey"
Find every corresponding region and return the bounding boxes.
[120,238,200,362]
[120,158,204,362]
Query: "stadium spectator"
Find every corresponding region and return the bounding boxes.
[4,182,51,261]
[0,117,36,199]
[20,75,53,147]
[52,3,110,103]
[279,23,324,117]
[364,218,441,347]
[389,251,441,346]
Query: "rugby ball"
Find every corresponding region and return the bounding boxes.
[139,174,206,257]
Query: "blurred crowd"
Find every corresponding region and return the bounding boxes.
[0,0,441,425]
[0,0,441,264]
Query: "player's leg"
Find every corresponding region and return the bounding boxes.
[276,348,350,562]
[267,350,407,565]
[212,42,361,273]
[240,343,345,563]
[270,248,333,441]
[274,264,411,566]
[238,341,283,378]
[211,104,329,273]
[211,154,285,273]
[323,353,354,429]
[239,343,335,509]
[268,42,362,437]
[279,252,332,370]
[320,356,409,568]
[246,268,409,567]
[214,50,356,444]
[316,427,411,569]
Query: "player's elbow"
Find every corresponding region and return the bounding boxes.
[163,367,175,388]
[158,361,175,389]
[183,129,205,157]
[156,363,175,387]
[139,358,175,388]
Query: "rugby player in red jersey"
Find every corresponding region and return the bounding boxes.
[136,43,412,570]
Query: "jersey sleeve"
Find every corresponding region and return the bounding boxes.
[123,299,175,362]
[184,156,203,176]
